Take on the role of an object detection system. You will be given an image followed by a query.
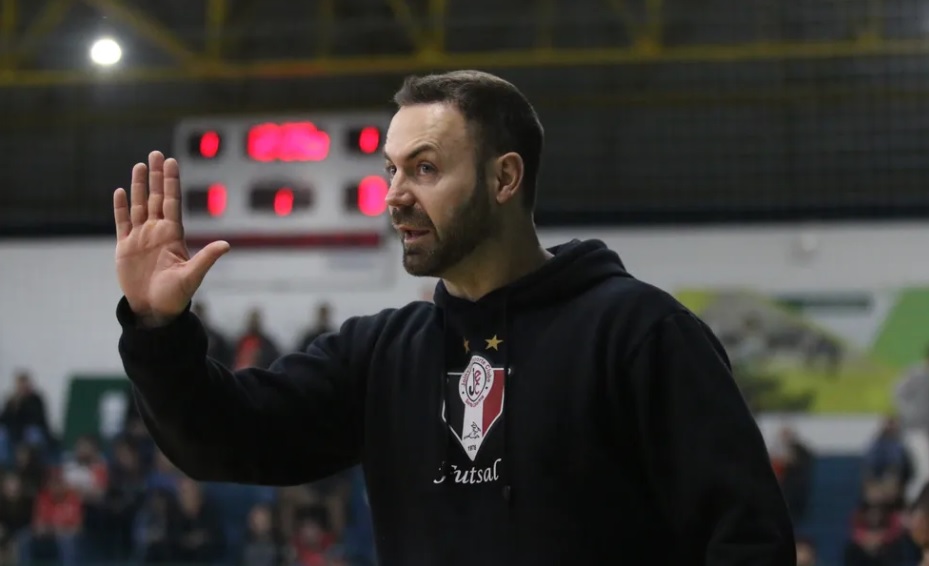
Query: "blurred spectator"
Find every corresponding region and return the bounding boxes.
[292,515,334,566]
[908,482,929,566]
[894,345,929,442]
[0,472,32,564]
[770,426,814,522]
[192,301,234,367]
[296,302,335,352]
[844,479,908,565]
[62,434,108,504]
[234,308,281,370]
[12,444,45,498]
[316,472,351,539]
[0,424,9,469]
[121,407,156,472]
[796,535,817,566]
[172,477,224,564]
[99,436,146,560]
[29,468,82,566]
[324,545,350,566]
[62,434,109,560]
[240,503,287,566]
[0,370,52,447]
[864,417,914,501]
[133,488,176,564]
[278,472,350,543]
[146,449,181,494]
[277,485,315,541]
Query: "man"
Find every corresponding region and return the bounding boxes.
[909,483,929,565]
[113,70,794,564]
[895,345,929,441]
[0,371,52,446]
[296,302,336,353]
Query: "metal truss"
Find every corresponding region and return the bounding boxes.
[0,0,920,88]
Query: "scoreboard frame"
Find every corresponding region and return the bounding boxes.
[173,111,394,248]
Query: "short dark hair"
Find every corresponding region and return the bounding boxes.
[393,70,545,211]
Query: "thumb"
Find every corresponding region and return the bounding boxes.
[184,240,231,287]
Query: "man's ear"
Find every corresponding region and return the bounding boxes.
[492,152,524,205]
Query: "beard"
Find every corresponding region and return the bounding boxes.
[394,176,500,277]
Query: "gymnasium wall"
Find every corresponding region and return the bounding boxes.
[2,220,928,450]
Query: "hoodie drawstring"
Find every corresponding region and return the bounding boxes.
[437,312,450,482]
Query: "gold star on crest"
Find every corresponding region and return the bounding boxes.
[485,335,503,351]
[463,339,470,353]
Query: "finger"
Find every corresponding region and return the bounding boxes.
[148,151,166,220]
[184,241,231,289]
[114,188,131,240]
[163,157,182,224]
[130,162,148,227]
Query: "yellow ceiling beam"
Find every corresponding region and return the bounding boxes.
[0,0,17,69]
[205,0,227,59]
[2,37,929,88]
[386,0,427,51]
[16,0,73,68]
[6,83,929,131]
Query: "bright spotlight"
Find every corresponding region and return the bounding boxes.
[90,38,122,66]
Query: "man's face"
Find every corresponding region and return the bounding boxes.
[384,103,501,277]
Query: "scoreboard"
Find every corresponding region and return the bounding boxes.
[173,111,393,248]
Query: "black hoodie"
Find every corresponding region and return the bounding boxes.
[117,239,795,565]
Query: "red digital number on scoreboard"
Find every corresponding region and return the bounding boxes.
[247,122,331,162]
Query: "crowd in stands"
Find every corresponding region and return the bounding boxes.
[718,308,929,565]
[0,302,375,566]
[768,413,929,565]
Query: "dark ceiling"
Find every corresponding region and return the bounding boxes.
[4,0,929,230]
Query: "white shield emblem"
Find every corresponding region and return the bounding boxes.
[444,355,506,461]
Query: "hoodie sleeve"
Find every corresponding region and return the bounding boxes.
[116,297,382,486]
[622,311,795,565]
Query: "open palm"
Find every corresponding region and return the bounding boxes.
[114,151,229,326]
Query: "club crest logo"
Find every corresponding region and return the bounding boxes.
[443,355,506,461]
[460,356,493,406]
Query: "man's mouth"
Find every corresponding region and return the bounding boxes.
[401,229,430,243]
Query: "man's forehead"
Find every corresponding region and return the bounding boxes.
[385,103,471,158]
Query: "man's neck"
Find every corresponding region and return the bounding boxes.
[441,228,552,302]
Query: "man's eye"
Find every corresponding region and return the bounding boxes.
[418,163,435,174]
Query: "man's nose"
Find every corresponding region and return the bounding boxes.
[385,177,415,209]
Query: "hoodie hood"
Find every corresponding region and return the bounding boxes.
[433,238,631,314]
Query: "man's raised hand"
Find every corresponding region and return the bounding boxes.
[114,151,230,327]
